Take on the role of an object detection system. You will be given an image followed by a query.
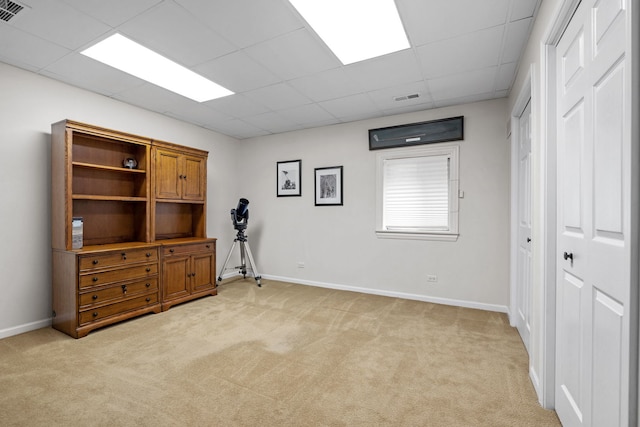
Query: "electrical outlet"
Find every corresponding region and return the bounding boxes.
[297,262,305,268]
[427,275,438,283]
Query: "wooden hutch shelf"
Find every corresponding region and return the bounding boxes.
[51,120,216,338]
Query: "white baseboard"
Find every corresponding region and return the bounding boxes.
[261,274,510,314]
[0,318,52,340]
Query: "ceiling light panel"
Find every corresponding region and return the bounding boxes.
[288,0,410,65]
[81,33,233,102]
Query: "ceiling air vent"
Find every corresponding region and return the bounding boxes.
[0,0,24,22]
[394,93,420,102]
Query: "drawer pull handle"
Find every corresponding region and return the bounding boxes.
[93,260,99,265]
[92,295,98,300]
[187,273,192,277]
[92,277,98,282]
[121,252,127,260]
[146,267,151,272]
[169,249,174,253]
[206,245,210,249]
[146,283,151,288]
[122,285,127,294]
[146,252,151,257]
[93,312,98,317]
[146,297,151,302]
[192,272,196,277]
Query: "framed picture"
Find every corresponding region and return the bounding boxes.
[277,160,301,197]
[314,166,343,206]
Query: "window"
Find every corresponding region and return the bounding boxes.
[376,145,459,241]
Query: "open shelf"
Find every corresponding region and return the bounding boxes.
[154,202,205,241]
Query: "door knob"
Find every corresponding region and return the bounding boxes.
[563,252,573,261]
[527,237,531,243]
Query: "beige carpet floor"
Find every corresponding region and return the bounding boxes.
[0,279,560,426]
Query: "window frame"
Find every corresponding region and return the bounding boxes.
[375,145,459,241]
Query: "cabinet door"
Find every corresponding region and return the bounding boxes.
[182,156,205,201]
[162,255,190,300]
[155,149,181,199]
[191,252,214,292]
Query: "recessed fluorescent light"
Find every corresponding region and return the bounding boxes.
[288,0,410,65]
[81,33,233,102]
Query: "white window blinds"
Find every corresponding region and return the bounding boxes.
[382,154,450,231]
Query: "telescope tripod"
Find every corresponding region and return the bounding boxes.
[217,228,261,287]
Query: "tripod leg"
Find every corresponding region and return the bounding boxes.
[216,240,237,285]
[243,241,262,287]
[239,242,247,278]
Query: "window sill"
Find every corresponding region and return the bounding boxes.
[375,230,459,242]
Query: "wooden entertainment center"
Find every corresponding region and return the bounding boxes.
[51,120,216,338]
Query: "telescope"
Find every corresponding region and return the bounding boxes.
[217,198,261,287]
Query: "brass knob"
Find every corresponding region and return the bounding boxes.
[93,260,99,265]
[92,277,98,282]
[146,252,151,257]
[146,297,151,302]
[92,295,98,300]
[121,252,127,260]
[93,312,98,317]
[146,283,151,288]
[146,267,151,272]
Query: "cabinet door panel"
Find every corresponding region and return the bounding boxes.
[182,156,205,201]
[192,252,214,292]
[155,150,181,199]
[162,256,190,300]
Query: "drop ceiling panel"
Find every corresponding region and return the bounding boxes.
[429,67,498,101]
[118,1,235,67]
[41,53,144,96]
[344,49,423,92]
[205,94,270,118]
[416,26,504,79]
[502,18,534,64]
[243,82,311,111]
[398,0,510,46]
[243,111,303,134]
[0,25,70,71]
[319,93,382,120]
[244,28,338,81]
[175,0,303,49]
[61,0,163,27]
[289,67,364,103]
[11,0,111,50]
[277,103,338,126]
[196,50,280,93]
[510,0,539,21]
[368,81,432,111]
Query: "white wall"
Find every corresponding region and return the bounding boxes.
[236,99,511,310]
[0,62,240,338]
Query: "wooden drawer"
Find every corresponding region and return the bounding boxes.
[79,293,159,325]
[162,241,214,257]
[79,248,158,271]
[79,278,158,307]
[79,263,158,289]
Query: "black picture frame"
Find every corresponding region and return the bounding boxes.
[314,166,343,206]
[277,160,301,197]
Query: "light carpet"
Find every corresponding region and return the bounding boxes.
[0,279,560,426]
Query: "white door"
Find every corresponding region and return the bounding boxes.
[516,99,532,353]
[555,0,632,426]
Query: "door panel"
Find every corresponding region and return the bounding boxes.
[555,0,632,426]
[515,100,532,352]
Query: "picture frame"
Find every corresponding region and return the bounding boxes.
[314,166,343,206]
[277,160,301,197]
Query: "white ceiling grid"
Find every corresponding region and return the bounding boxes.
[0,0,540,139]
